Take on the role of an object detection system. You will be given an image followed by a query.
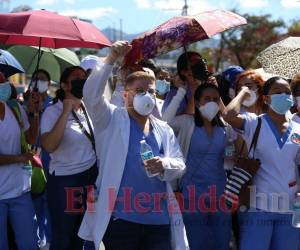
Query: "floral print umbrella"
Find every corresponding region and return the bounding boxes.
[124,9,247,65]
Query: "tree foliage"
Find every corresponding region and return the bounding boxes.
[215,14,285,70]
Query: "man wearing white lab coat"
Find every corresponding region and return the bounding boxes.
[78,41,189,250]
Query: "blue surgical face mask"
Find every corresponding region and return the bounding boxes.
[156,79,170,96]
[0,82,11,102]
[270,93,293,115]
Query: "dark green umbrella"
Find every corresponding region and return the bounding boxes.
[8,45,80,82]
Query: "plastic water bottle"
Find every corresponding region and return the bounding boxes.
[224,139,235,171]
[140,140,158,177]
[224,138,235,158]
[292,192,300,228]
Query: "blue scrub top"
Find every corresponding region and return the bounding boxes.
[181,126,227,199]
[113,117,169,225]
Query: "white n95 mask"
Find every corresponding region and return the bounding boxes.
[198,102,220,121]
[133,93,156,116]
[242,90,257,107]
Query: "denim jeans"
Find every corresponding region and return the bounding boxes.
[103,217,172,250]
[32,192,52,248]
[0,192,38,250]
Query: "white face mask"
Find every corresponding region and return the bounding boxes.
[198,102,220,121]
[242,90,257,107]
[37,80,49,93]
[133,93,156,116]
[32,80,49,93]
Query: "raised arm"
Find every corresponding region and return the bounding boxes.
[41,99,74,153]
[110,85,125,107]
[162,87,187,131]
[83,41,132,132]
[223,87,250,130]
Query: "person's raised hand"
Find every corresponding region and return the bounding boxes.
[207,76,218,87]
[62,99,75,115]
[105,41,132,65]
[27,91,42,115]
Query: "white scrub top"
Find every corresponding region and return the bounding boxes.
[0,102,31,200]
[41,100,96,176]
[241,112,300,213]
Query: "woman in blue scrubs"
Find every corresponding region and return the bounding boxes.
[163,83,232,250]
[224,77,300,250]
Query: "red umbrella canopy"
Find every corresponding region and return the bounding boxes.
[125,9,247,65]
[0,10,111,49]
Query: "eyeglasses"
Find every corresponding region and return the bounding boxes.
[126,88,156,96]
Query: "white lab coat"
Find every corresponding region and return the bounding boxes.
[78,62,189,250]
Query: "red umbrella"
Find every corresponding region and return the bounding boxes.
[0,9,111,49]
[125,9,247,65]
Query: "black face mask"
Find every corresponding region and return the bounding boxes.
[191,61,210,82]
[70,79,86,99]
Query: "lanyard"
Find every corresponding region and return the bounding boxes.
[72,103,96,153]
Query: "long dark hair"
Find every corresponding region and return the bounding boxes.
[54,66,86,102]
[177,51,204,81]
[194,84,225,127]
[32,69,51,82]
[263,76,288,95]
[215,74,232,105]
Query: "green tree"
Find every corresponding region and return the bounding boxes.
[11,5,32,13]
[287,19,300,36]
[215,13,285,70]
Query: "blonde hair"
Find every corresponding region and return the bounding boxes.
[125,71,155,89]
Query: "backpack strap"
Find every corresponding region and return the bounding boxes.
[6,100,29,154]
[6,99,23,129]
[248,117,262,158]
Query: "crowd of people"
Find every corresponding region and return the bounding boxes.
[1,40,300,250]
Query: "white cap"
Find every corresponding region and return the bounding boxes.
[80,55,103,71]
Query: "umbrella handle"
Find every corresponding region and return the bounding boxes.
[183,45,189,68]
[31,37,43,92]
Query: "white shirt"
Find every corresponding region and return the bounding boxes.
[241,112,300,213]
[41,101,96,176]
[0,102,31,200]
